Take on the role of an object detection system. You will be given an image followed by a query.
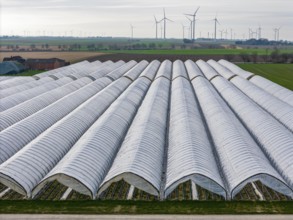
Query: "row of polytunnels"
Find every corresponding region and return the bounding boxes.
[0,59,293,201]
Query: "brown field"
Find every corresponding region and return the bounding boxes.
[0,51,105,63]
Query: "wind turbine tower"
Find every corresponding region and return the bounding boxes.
[219,30,224,39]
[185,7,200,41]
[224,29,228,39]
[181,23,188,39]
[230,28,233,40]
[154,16,161,39]
[161,9,173,39]
[258,25,262,39]
[248,28,252,39]
[277,27,281,41]
[213,16,220,40]
[130,24,134,39]
[186,16,193,40]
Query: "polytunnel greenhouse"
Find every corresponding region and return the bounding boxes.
[0,59,293,201]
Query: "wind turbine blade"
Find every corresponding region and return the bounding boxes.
[186,16,192,22]
[185,13,193,16]
[216,20,220,25]
[163,8,166,18]
[166,18,174,22]
[195,6,200,15]
[154,15,157,22]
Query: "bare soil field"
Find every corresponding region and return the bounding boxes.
[0,51,105,63]
[88,53,264,62]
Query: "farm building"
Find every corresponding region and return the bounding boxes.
[0,59,293,201]
[25,58,67,70]
[3,56,26,64]
[0,61,27,75]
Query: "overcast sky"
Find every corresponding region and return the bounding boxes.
[1,0,293,40]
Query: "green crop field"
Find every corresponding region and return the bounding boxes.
[0,200,293,214]
[238,64,293,91]
[2,37,293,55]
[105,48,293,55]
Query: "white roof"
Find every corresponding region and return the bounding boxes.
[0,59,292,200]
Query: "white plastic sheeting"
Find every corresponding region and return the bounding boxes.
[0,61,135,130]
[196,60,219,81]
[0,77,111,164]
[0,76,133,197]
[0,77,56,98]
[209,61,293,133]
[218,59,254,79]
[165,76,226,198]
[210,75,293,194]
[155,60,172,80]
[89,61,125,79]
[207,60,237,80]
[68,61,109,79]
[0,76,13,82]
[184,60,204,81]
[192,75,292,199]
[0,59,293,200]
[0,61,91,91]
[34,75,152,198]
[0,77,74,112]
[123,60,148,80]
[107,61,137,80]
[0,62,140,164]
[0,77,36,90]
[34,61,90,78]
[249,76,293,107]
[0,61,104,98]
[99,62,171,197]
[139,60,160,80]
[218,60,293,106]
[0,77,93,131]
[230,76,293,133]
[172,60,188,80]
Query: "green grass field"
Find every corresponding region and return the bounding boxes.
[238,64,293,90]
[104,48,293,55]
[0,200,292,214]
[2,37,293,55]
[3,70,44,77]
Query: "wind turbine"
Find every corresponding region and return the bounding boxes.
[258,25,262,39]
[186,16,193,40]
[212,16,220,40]
[248,28,252,39]
[161,8,173,39]
[154,16,161,39]
[273,27,281,41]
[184,6,200,41]
[181,23,188,39]
[130,24,134,39]
[252,28,257,39]
[219,30,224,39]
[230,28,233,40]
[224,29,228,39]
[276,27,281,41]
